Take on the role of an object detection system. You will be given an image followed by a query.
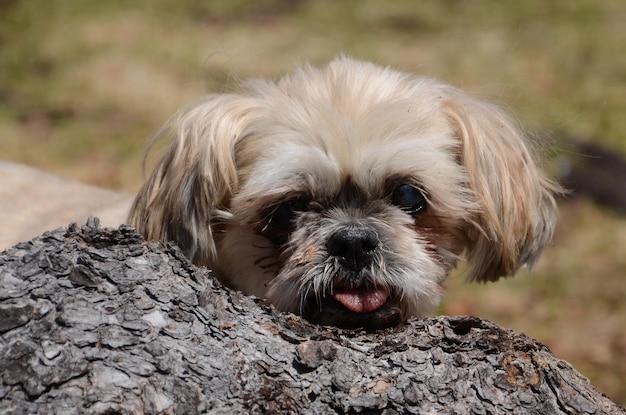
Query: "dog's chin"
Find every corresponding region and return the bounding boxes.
[301,287,404,331]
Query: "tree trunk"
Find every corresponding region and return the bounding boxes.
[0,220,623,415]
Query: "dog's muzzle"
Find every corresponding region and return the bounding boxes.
[304,226,403,330]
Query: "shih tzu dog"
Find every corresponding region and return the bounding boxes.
[128,57,560,330]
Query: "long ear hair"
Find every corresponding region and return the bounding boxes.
[128,94,259,266]
[442,89,561,282]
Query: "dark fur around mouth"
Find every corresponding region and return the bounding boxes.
[303,297,403,331]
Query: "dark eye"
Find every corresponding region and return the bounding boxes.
[261,197,308,244]
[391,184,428,216]
[270,198,307,227]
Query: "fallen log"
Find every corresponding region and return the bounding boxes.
[0,221,623,414]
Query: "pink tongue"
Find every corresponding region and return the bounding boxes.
[332,287,389,313]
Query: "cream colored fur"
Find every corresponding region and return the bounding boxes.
[128,57,560,328]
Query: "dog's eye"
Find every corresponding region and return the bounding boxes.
[271,198,307,227]
[261,197,308,244]
[392,184,428,216]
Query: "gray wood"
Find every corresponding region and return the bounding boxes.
[1,220,623,414]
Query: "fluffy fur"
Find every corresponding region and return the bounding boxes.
[129,57,559,330]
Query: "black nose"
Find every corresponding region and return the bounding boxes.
[325,227,379,271]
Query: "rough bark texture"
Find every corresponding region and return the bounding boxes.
[0,221,624,415]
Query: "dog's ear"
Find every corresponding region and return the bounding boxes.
[128,94,259,266]
[442,90,560,282]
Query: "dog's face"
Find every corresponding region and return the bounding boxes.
[129,58,559,330]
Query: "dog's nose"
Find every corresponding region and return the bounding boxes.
[325,227,379,271]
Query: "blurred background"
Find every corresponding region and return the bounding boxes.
[1,0,624,405]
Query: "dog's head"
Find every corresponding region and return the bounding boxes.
[129,57,559,330]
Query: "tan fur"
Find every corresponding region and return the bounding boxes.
[442,92,560,281]
[128,57,560,328]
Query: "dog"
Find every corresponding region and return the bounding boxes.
[126,57,560,330]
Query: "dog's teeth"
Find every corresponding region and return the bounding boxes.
[332,287,388,313]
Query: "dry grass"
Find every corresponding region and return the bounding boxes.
[1,0,625,405]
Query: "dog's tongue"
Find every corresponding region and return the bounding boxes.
[332,287,388,313]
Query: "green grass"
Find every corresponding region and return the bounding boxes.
[1,0,625,405]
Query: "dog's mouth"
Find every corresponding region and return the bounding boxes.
[303,285,403,331]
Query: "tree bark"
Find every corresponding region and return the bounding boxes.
[0,220,623,415]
